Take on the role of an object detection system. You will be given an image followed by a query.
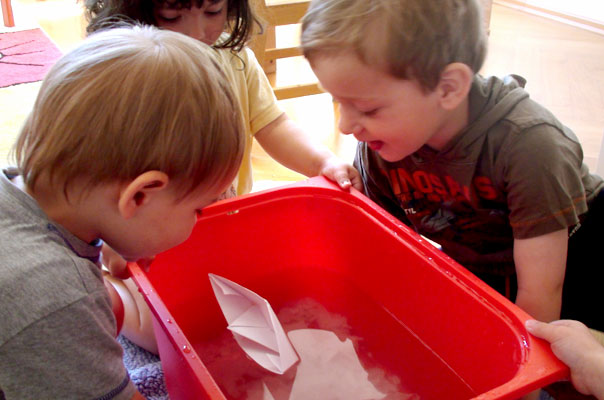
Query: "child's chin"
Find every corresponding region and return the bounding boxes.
[377,150,405,163]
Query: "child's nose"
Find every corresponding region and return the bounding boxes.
[189,21,208,43]
[337,106,359,136]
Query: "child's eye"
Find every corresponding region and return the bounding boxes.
[205,8,223,16]
[157,14,181,23]
[362,108,379,116]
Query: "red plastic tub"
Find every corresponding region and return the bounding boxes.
[129,177,567,400]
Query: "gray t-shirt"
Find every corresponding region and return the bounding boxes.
[0,168,136,400]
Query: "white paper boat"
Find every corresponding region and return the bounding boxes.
[208,273,299,374]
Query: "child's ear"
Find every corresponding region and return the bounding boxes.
[436,63,473,110]
[118,171,170,219]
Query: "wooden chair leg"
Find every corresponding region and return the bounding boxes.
[248,0,325,101]
[263,25,277,73]
[249,28,268,69]
[1,0,15,27]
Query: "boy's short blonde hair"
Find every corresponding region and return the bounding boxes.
[301,0,487,91]
[13,25,244,198]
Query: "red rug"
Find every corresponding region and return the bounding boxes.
[0,28,62,88]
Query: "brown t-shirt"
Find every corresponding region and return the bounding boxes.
[355,75,604,275]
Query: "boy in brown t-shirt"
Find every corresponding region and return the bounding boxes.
[300,0,604,333]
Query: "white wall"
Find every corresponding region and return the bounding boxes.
[510,0,604,24]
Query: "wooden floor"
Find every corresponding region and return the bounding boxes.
[1,2,604,187]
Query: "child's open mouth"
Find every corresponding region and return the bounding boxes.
[367,140,384,151]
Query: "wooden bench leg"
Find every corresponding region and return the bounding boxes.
[2,0,15,27]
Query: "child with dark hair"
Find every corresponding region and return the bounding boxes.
[86,0,361,195]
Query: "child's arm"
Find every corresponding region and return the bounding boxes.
[102,244,158,354]
[526,319,604,399]
[513,229,568,322]
[254,113,362,190]
[104,275,158,354]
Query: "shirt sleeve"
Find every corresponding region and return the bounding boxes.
[502,123,587,239]
[0,292,136,400]
[241,47,284,135]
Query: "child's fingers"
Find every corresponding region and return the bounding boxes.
[101,243,130,278]
[338,178,352,189]
[337,166,363,190]
[327,170,352,190]
[136,256,155,272]
[346,167,363,191]
[350,175,363,191]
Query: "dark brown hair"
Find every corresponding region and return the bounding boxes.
[85,0,260,52]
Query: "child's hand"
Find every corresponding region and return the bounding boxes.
[101,243,129,278]
[217,184,237,200]
[526,319,604,397]
[101,243,154,279]
[319,156,363,191]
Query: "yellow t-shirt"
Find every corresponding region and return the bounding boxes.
[213,46,283,195]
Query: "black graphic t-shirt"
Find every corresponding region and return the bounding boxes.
[355,75,604,276]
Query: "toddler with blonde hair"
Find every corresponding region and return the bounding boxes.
[0,25,244,399]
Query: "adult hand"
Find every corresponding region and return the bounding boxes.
[526,319,604,398]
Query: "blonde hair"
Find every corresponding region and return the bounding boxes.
[13,25,245,198]
[300,0,487,91]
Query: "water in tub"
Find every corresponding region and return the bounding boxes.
[196,298,420,400]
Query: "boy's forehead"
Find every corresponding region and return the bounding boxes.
[312,52,391,100]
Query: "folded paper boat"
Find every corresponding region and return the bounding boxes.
[209,273,299,374]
